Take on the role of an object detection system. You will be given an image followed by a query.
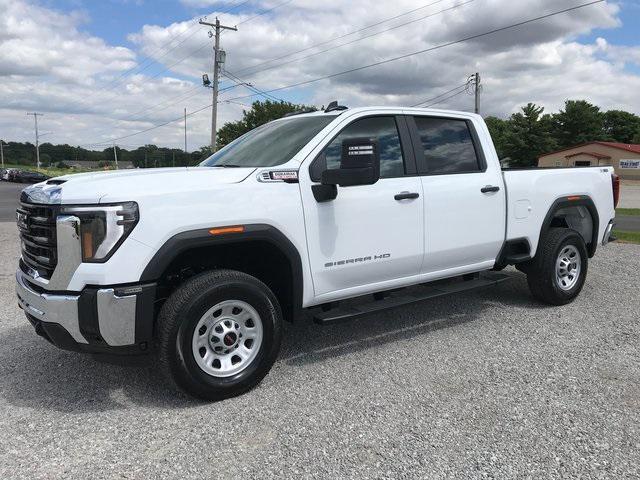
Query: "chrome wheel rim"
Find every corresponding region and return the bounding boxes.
[191,300,263,377]
[555,245,581,291]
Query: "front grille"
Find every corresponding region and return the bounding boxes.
[17,202,58,279]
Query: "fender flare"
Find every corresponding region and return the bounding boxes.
[538,195,599,258]
[139,224,304,318]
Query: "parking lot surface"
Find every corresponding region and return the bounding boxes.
[0,222,638,479]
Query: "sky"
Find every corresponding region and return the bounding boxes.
[1,0,639,151]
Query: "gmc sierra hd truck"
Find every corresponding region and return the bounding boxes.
[16,105,619,400]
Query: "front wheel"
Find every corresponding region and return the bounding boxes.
[156,269,283,400]
[525,228,588,305]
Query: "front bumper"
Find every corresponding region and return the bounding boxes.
[16,268,156,355]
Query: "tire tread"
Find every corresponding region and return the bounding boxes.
[525,228,588,306]
[155,269,282,400]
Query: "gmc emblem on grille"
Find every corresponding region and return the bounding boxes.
[16,211,28,230]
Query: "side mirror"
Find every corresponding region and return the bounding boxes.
[311,137,380,203]
[322,137,380,187]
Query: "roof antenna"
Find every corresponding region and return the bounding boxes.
[325,101,348,113]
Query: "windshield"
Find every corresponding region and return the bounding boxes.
[200,115,335,168]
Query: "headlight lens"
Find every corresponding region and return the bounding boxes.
[61,202,139,262]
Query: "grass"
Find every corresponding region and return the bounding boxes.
[613,230,640,245]
[616,208,640,217]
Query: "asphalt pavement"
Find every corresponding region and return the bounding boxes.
[0,222,638,479]
[619,182,640,209]
[616,215,640,232]
[0,182,24,223]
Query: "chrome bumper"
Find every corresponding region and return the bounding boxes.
[16,269,146,350]
[16,269,86,343]
[602,220,615,246]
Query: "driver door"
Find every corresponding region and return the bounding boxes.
[300,115,424,301]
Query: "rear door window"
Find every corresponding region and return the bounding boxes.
[413,117,481,174]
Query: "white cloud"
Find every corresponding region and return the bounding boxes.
[1,0,639,151]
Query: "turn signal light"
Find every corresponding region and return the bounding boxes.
[209,226,245,235]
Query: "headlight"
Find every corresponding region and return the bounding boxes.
[61,202,139,262]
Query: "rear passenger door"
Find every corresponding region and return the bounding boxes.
[407,115,505,275]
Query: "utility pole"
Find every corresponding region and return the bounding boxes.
[199,18,237,152]
[0,139,4,169]
[113,143,119,169]
[184,107,188,152]
[26,112,43,169]
[473,72,481,114]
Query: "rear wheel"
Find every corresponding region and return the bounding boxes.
[525,228,588,305]
[156,269,282,400]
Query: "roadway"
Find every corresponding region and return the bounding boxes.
[0,182,24,223]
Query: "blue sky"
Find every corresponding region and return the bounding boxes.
[583,0,640,44]
[2,0,639,148]
[49,1,640,49]
[48,0,246,46]
[47,0,640,81]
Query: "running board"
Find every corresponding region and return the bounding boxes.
[313,272,511,325]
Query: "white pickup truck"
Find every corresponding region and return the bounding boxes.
[16,104,619,400]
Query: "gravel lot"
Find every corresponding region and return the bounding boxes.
[0,222,638,479]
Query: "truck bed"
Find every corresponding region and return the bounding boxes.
[502,166,616,257]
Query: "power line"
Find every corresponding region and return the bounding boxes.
[410,82,470,107]
[115,0,293,93]
[234,0,294,27]
[239,0,476,78]
[80,103,212,146]
[87,0,442,133]
[63,0,292,128]
[82,0,605,148]
[224,0,606,102]
[93,0,252,98]
[87,79,241,142]
[222,70,285,102]
[235,0,450,76]
[423,88,469,108]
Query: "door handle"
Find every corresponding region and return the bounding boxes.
[481,185,500,193]
[394,192,420,201]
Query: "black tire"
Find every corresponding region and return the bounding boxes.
[156,269,283,400]
[525,228,588,305]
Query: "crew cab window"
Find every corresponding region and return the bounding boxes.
[413,117,481,174]
[311,116,405,180]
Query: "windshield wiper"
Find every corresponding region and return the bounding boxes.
[214,164,243,168]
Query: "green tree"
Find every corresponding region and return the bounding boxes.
[632,129,640,144]
[502,103,557,167]
[603,110,640,143]
[550,100,604,148]
[39,153,52,167]
[216,100,317,149]
[484,116,509,159]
